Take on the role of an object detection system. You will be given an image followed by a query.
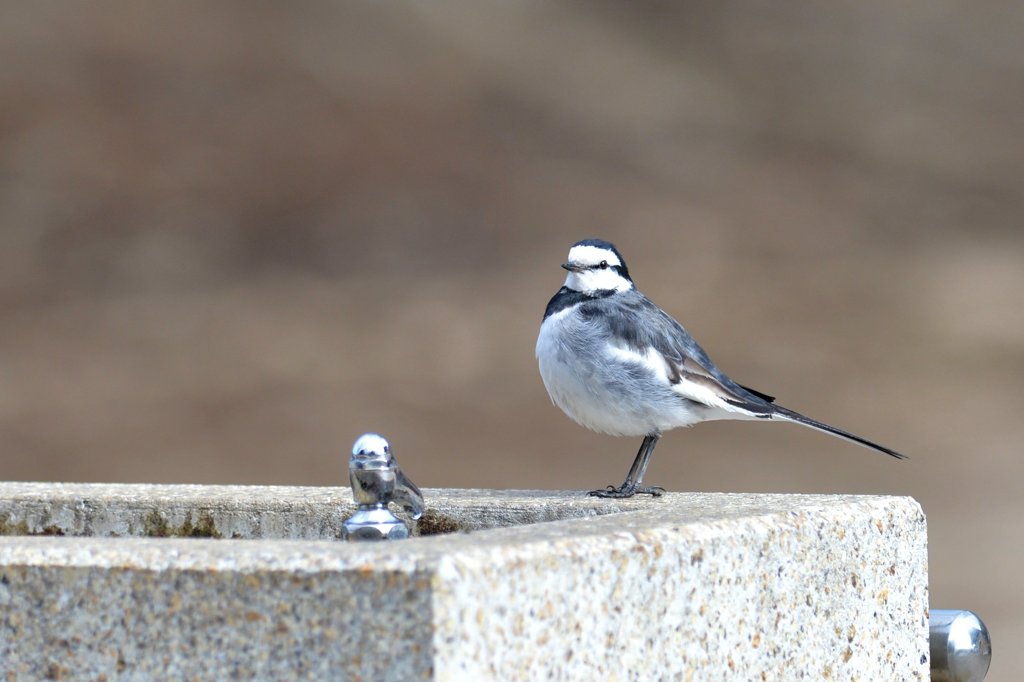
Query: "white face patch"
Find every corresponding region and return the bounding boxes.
[566,244,622,268]
[563,244,631,294]
[565,267,632,293]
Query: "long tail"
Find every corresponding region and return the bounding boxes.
[770,405,907,460]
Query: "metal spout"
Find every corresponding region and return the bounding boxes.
[343,433,424,541]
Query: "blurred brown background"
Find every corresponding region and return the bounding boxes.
[1,2,1021,677]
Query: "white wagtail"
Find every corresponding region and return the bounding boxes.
[536,238,906,498]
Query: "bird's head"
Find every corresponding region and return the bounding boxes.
[561,239,633,294]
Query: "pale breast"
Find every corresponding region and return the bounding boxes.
[536,309,704,436]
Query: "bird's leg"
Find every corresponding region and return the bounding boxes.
[589,433,665,498]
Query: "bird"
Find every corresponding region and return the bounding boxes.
[535,238,906,498]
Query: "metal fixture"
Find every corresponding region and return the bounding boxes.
[342,433,424,541]
[930,609,991,682]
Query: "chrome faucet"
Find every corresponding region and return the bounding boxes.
[342,433,424,541]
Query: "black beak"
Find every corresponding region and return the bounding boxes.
[561,262,584,273]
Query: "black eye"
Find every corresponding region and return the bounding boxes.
[599,260,608,269]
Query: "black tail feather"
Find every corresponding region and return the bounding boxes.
[739,383,776,403]
[771,406,907,460]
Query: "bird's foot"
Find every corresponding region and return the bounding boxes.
[588,484,665,499]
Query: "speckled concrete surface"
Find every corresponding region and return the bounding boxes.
[0,486,928,680]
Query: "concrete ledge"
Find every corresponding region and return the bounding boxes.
[0,484,929,680]
[0,483,656,539]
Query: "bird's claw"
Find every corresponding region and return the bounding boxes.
[588,484,665,499]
